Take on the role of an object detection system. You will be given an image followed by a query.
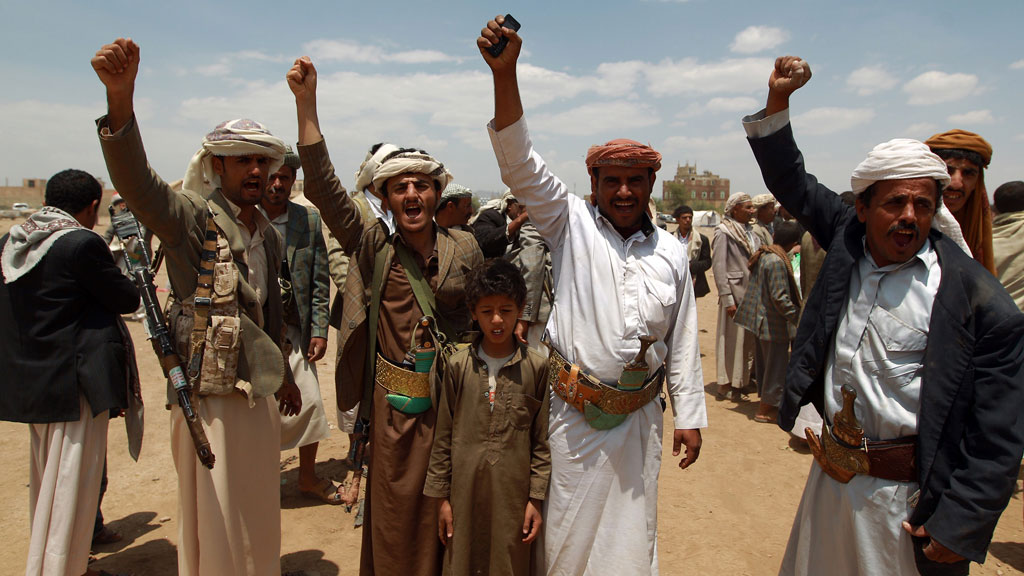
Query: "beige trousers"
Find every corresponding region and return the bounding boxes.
[27,396,109,576]
[171,394,281,576]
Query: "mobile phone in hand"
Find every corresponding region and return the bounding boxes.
[487,14,521,58]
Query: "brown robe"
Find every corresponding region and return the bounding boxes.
[424,342,550,576]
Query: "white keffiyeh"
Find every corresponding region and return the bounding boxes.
[2,206,86,283]
[182,118,286,197]
[371,148,452,195]
[850,138,969,255]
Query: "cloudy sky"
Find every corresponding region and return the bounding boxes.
[2,0,1021,201]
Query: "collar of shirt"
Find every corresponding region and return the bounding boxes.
[859,235,937,274]
[591,204,657,244]
[223,195,271,237]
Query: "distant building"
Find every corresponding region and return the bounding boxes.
[0,177,116,211]
[662,163,730,208]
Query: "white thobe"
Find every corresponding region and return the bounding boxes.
[489,116,707,576]
[745,104,942,576]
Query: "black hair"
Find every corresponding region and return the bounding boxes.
[994,181,1024,214]
[465,259,526,310]
[673,204,693,219]
[859,180,944,214]
[773,220,802,247]
[839,191,857,206]
[933,148,985,170]
[44,169,102,215]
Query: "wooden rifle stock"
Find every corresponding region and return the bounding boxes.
[342,420,368,511]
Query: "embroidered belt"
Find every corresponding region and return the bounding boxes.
[375,353,431,399]
[547,347,663,416]
[806,421,918,484]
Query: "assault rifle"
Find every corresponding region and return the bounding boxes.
[109,205,216,469]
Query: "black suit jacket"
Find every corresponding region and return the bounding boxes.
[691,232,711,298]
[748,123,1024,573]
[472,207,511,259]
[0,229,140,423]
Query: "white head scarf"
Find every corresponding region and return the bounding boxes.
[751,193,775,208]
[182,119,286,197]
[355,143,400,194]
[371,148,452,196]
[850,138,969,255]
[724,192,752,218]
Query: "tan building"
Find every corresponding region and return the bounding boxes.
[661,163,730,208]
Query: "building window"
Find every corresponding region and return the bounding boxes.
[691,191,696,199]
[720,191,726,199]
[701,191,708,199]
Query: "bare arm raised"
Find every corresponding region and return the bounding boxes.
[478,15,524,132]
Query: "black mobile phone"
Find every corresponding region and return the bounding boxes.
[487,14,521,58]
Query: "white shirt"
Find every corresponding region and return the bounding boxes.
[488,116,707,430]
[824,239,940,439]
[364,189,394,233]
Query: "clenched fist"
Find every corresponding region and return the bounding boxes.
[92,38,140,98]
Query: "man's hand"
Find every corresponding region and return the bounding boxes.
[507,209,529,238]
[673,428,702,470]
[902,522,966,564]
[276,376,302,417]
[438,499,454,545]
[287,56,317,102]
[726,305,737,318]
[91,38,140,132]
[307,336,328,362]
[288,56,323,146]
[522,498,543,543]
[478,15,522,73]
[514,319,530,345]
[766,56,811,116]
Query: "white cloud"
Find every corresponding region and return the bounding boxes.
[643,57,772,97]
[1010,60,1024,70]
[532,101,661,137]
[902,71,978,105]
[793,107,875,135]
[947,109,994,125]
[730,26,790,54]
[705,96,760,113]
[904,122,938,137]
[193,50,288,77]
[302,39,457,64]
[846,66,899,96]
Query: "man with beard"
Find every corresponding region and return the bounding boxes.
[260,149,336,504]
[479,17,706,575]
[287,55,483,575]
[713,193,757,400]
[745,55,1024,576]
[925,129,996,275]
[92,38,301,575]
[433,182,475,232]
[751,193,777,248]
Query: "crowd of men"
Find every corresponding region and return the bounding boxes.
[0,15,1022,576]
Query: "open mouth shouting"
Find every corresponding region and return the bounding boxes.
[888,222,918,249]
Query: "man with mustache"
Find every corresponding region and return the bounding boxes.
[286,56,483,575]
[260,149,337,505]
[925,129,996,275]
[92,38,301,575]
[744,56,1024,575]
[480,16,707,575]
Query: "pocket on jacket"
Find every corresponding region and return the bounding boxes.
[509,393,541,429]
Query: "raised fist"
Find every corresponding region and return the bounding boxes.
[91,38,140,97]
[287,56,317,100]
[478,15,521,72]
[769,56,812,97]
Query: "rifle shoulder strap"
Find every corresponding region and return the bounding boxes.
[359,239,390,421]
[186,208,220,385]
[393,241,453,339]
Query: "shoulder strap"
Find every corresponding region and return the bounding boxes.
[393,241,454,338]
[186,208,221,384]
[359,240,390,421]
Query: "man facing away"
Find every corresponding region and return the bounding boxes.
[991,180,1024,311]
[287,55,483,575]
[1,169,140,576]
[480,16,707,575]
[92,38,301,576]
[744,55,1024,576]
[260,149,337,504]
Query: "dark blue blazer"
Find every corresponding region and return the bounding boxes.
[0,229,139,423]
[748,123,1024,573]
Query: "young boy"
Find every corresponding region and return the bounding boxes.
[424,259,550,576]
[734,220,803,423]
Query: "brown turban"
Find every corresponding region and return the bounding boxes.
[585,139,662,172]
[925,129,995,274]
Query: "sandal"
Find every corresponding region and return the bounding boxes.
[299,477,344,505]
[753,413,776,424]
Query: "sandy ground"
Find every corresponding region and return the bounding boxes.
[1,217,1023,576]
